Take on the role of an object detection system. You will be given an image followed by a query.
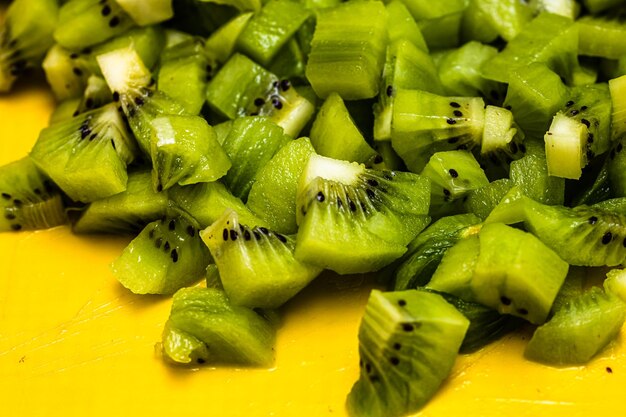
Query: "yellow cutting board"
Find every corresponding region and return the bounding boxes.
[2,79,626,417]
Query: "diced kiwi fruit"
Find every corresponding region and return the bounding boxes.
[236,0,311,66]
[268,38,305,81]
[72,170,169,234]
[525,286,626,365]
[30,102,137,203]
[0,157,67,232]
[161,287,276,366]
[74,75,112,115]
[463,178,513,220]
[294,154,430,274]
[112,212,210,295]
[520,197,626,267]
[201,209,322,308]
[150,115,231,191]
[421,150,489,218]
[305,0,388,100]
[157,37,215,115]
[551,266,586,313]
[346,289,469,417]
[220,116,290,200]
[509,139,565,205]
[408,0,467,49]
[462,0,533,42]
[116,0,174,26]
[503,63,569,139]
[576,13,626,59]
[310,93,377,163]
[206,53,314,137]
[428,222,569,325]
[54,0,136,50]
[168,0,238,37]
[169,181,263,228]
[435,41,503,102]
[480,105,526,164]
[385,0,428,51]
[392,213,482,291]
[0,0,59,92]
[391,89,485,173]
[481,12,579,84]
[373,39,443,141]
[419,288,523,354]
[247,137,315,234]
[205,12,253,63]
[604,268,626,302]
[608,136,626,196]
[609,74,626,139]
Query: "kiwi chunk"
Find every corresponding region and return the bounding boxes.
[346,289,469,417]
[392,213,482,291]
[294,155,430,274]
[204,12,253,63]
[576,13,626,59]
[428,223,569,325]
[200,209,322,308]
[246,137,316,234]
[0,158,67,232]
[112,212,210,295]
[54,0,136,50]
[385,0,428,51]
[30,102,137,203]
[161,287,276,366]
[391,89,486,173]
[169,181,263,229]
[72,170,168,234]
[525,287,626,365]
[609,74,626,140]
[305,0,388,100]
[521,197,626,267]
[150,115,231,191]
[462,0,533,42]
[0,0,59,92]
[463,179,513,220]
[115,0,174,26]
[310,93,377,163]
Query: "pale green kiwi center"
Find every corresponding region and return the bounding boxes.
[97,47,152,94]
[300,154,364,188]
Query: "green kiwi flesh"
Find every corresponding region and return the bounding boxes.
[0,157,67,232]
[525,286,626,365]
[346,289,469,417]
[200,209,322,309]
[161,287,276,366]
[111,213,211,295]
[428,223,569,325]
[294,154,431,274]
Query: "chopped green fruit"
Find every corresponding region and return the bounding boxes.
[386,0,428,51]
[576,14,626,59]
[510,140,565,205]
[205,12,253,63]
[116,0,174,26]
[162,287,276,366]
[462,0,533,42]
[609,75,626,139]
[305,0,388,100]
[112,213,210,295]
[464,179,513,220]
[544,112,588,180]
[346,289,469,417]
[201,209,322,308]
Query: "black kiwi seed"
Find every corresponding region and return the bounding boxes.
[112,91,120,102]
[101,5,111,16]
[602,232,613,245]
[618,143,623,153]
[5,213,16,220]
[85,98,94,109]
[197,358,206,364]
[316,191,325,202]
[623,237,626,247]
[519,143,526,153]
[588,133,594,143]
[155,237,163,248]
[565,100,574,107]
[581,105,588,111]
[446,118,456,125]
[449,169,459,178]
[457,144,468,150]
[1,193,11,200]
[166,220,174,231]
[397,299,406,307]
[386,85,393,97]
[611,149,617,160]
[336,197,343,208]
[349,200,357,212]
[243,230,251,240]
[73,67,83,77]
[448,137,459,144]
[443,188,451,197]
[390,357,400,366]
[34,188,42,195]
[505,105,512,110]
[570,109,579,116]
[254,98,265,107]
[500,296,512,305]
[453,110,463,117]
[367,179,379,187]
[11,224,22,231]
[606,366,613,373]
[148,229,155,239]
[134,97,144,106]
[449,101,461,108]
[253,231,261,240]
[280,79,291,91]
[581,118,590,128]
[517,308,528,315]
[222,228,229,241]
[170,249,178,263]
[186,226,195,237]
[13,199,22,207]
[275,233,287,243]
[402,323,414,332]
[109,16,120,28]
[365,363,372,373]
[366,189,375,199]
[156,184,163,192]
[393,343,401,350]
[259,227,269,235]
[110,139,116,149]
[588,216,598,225]
[373,155,383,164]
[164,241,170,251]
[230,229,238,241]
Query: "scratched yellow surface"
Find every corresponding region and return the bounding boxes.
[2,80,626,417]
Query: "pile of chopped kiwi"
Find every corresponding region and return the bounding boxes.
[4,0,626,415]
